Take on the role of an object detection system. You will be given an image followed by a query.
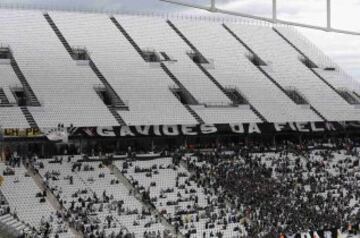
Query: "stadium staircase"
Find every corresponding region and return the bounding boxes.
[224,87,268,120]
[110,16,146,61]
[108,164,184,238]
[106,105,126,125]
[94,86,126,125]
[0,213,29,237]
[89,60,127,125]
[10,58,40,107]
[9,55,40,128]
[160,63,205,124]
[26,165,82,237]
[273,28,348,106]
[0,88,11,106]
[111,16,205,124]
[0,190,31,237]
[166,20,207,63]
[89,61,128,110]
[167,20,268,122]
[182,104,204,124]
[223,24,328,122]
[44,13,74,57]
[353,91,360,100]
[20,106,39,129]
[44,13,128,126]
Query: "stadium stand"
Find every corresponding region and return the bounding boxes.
[1,6,360,238]
[0,160,72,237]
[0,9,119,128]
[0,8,359,128]
[48,11,197,126]
[225,23,360,121]
[35,158,170,237]
[171,19,321,122]
[116,158,247,237]
[2,138,360,237]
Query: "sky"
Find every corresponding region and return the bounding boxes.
[0,0,359,79]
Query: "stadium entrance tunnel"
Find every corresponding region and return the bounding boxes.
[0,47,11,59]
[247,53,267,67]
[142,50,161,62]
[170,87,198,105]
[224,87,249,105]
[142,50,175,63]
[300,56,318,69]
[11,87,27,106]
[94,86,112,106]
[284,87,309,105]
[72,48,90,61]
[187,51,209,64]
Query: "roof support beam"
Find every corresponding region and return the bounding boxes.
[160,0,360,36]
[273,0,277,22]
[327,0,331,30]
[210,0,216,12]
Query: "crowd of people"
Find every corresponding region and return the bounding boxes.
[1,137,360,237]
[182,138,360,237]
[35,157,171,238]
[121,156,252,238]
[0,155,71,238]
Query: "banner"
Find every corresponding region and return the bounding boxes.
[67,121,360,138]
[44,127,69,143]
[2,121,360,139]
[3,128,43,138]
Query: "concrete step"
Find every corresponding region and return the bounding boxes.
[6,219,18,226]
[0,214,12,223]
[15,223,26,231]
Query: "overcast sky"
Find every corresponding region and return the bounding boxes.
[1,0,360,79]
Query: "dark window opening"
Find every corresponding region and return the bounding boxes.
[72,48,90,61]
[14,90,27,106]
[247,54,267,66]
[285,89,308,105]
[0,48,11,59]
[100,91,112,106]
[143,51,161,63]
[170,87,197,105]
[324,67,336,71]
[224,88,248,105]
[338,90,360,105]
[188,51,208,64]
[300,57,318,69]
[95,87,112,106]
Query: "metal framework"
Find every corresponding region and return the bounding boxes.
[159,0,360,35]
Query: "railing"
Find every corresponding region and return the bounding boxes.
[0,2,272,25]
[203,101,234,107]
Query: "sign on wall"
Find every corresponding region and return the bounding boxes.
[2,121,360,139]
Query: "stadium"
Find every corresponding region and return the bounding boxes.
[0,0,360,237]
